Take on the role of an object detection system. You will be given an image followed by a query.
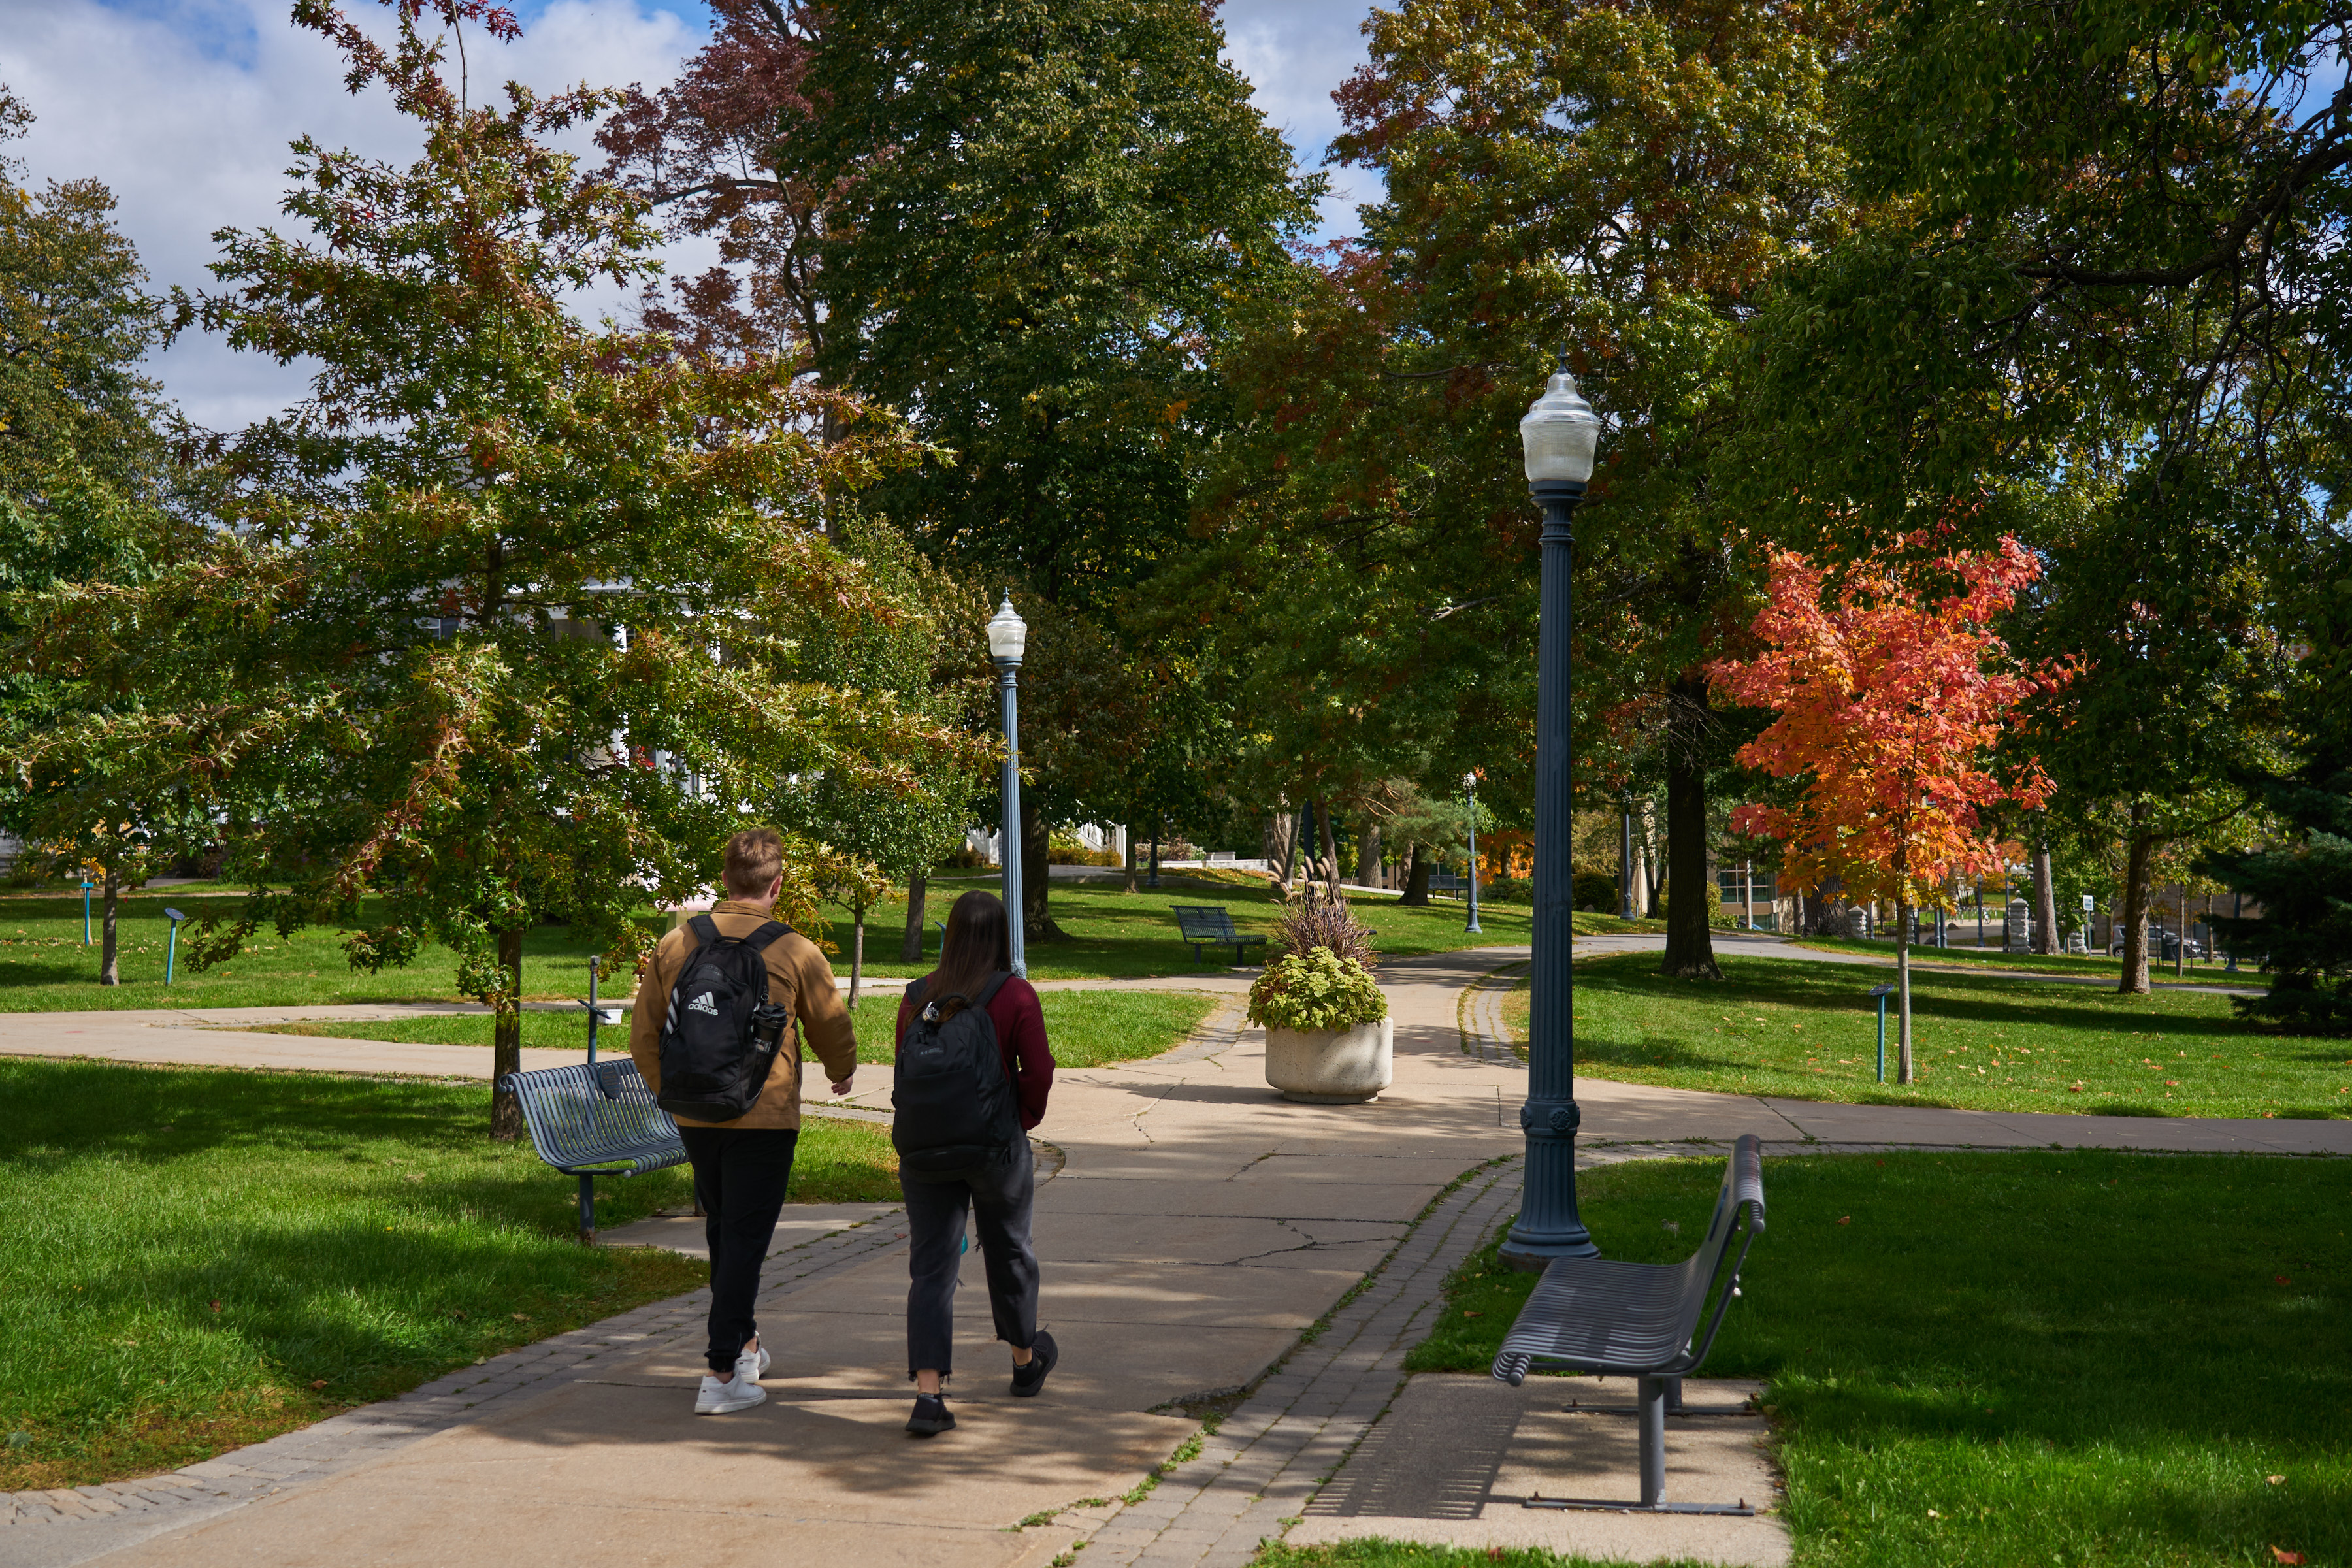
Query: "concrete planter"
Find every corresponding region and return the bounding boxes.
[1263,1017,1394,1103]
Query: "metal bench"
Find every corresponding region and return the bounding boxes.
[500,1059,687,1243]
[1171,904,1267,966]
[1492,1134,1767,1515]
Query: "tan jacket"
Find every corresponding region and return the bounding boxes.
[628,900,857,1130]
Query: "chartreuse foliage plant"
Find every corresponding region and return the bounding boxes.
[5,1,985,1132]
[1248,948,1388,1033]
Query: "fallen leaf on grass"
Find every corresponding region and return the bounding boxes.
[1837,1216,1852,1226]
[2268,1475,2286,1484]
[2271,1548,2304,1565]
[310,1379,328,1390]
[510,1313,531,1322]
[1462,1311,1483,1318]
[2276,1276,2293,1286]
[208,1299,221,1313]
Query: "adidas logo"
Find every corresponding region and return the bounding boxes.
[685,991,719,1017]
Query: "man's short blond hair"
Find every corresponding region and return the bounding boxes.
[723,828,784,898]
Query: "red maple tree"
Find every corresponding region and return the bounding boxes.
[1710,534,2068,1083]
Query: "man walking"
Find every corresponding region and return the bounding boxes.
[630,827,857,1414]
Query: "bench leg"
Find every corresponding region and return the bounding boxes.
[578,1173,596,1245]
[1637,1375,1667,1507]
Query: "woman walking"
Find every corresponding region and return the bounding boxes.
[892,889,1057,1436]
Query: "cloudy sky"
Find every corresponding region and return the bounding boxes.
[0,0,1382,433]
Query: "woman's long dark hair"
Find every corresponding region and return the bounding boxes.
[927,889,1013,1007]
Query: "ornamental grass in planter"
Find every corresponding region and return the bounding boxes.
[1248,900,1392,1103]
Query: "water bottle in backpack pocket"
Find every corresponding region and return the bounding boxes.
[655,914,794,1121]
[892,973,1023,1182]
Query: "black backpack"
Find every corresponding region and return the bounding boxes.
[892,973,1024,1183]
[655,914,793,1122]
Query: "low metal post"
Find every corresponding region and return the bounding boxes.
[1869,983,1893,1082]
[82,879,93,946]
[163,907,186,987]
[578,1173,596,1245]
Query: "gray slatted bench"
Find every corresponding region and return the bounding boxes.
[1171,905,1267,966]
[500,1059,686,1244]
[1492,1133,1767,1515]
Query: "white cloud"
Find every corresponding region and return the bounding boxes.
[0,0,1379,431]
[0,0,708,431]
[1220,0,1382,240]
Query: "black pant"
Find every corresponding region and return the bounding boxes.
[902,1139,1038,1379]
[679,1126,799,1375]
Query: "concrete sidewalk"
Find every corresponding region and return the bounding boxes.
[8,944,2347,1568]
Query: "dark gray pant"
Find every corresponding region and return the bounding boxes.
[902,1139,1038,1379]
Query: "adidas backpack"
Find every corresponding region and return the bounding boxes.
[655,914,793,1122]
[892,973,1024,1182]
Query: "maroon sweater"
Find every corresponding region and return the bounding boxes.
[894,973,1054,1130]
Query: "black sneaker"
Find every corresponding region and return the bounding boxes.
[1011,1330,1058,1398]
[905,1393,956,1437]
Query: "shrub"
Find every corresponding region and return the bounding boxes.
[1247,947,1388,1032]
[1274,893,1378,966]
[1571,870,1617,910]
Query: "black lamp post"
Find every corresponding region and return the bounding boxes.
[1463,771,1483,934]
[1501,355,1602,1270]
[987,594,1030,979]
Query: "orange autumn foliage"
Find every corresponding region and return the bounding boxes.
[1710,536,2071,910]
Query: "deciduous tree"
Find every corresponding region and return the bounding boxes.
[7,1,983,1134]
[1712,536,2063,1080]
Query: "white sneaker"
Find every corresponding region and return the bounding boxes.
[696,1370,767,1414]
[736,1341,772,1382]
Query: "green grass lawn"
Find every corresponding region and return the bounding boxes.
[1791,934,2247,987]
[855,875,1537,979]
[1502,953,2352,1119]
[3,872,1540,1013]
[0,890,629,1012]
[1402,1150,2351,1568]
[232,989,1223,1071]
[0,1058,900,1491]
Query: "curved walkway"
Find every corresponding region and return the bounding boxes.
[5,947,2344,1568]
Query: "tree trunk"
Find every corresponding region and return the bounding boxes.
[491,925,524,1139]
[899,871,927,963]
[1895,901,1914,1083]
[1642,801,1663,913]
[2031,836,2059,954]
[1659,679,1722,979]
[849,898,866,1010]
[1401,841,1433,906]
[2117,806,2154,995]
[1316,798,1342,900]
[1020,797,1066,942]
[1626,830,1648,917]
[1123,830,1139,894]
[98,868,120,985]
[1275,809,1299,892]
[1358,825,1381,889]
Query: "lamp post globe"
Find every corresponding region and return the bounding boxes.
[1502,355,1601,1269]
[987,594,1030,978]
[1463,771,1482,934]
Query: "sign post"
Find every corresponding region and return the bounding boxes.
[1868,983,1895,1083]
